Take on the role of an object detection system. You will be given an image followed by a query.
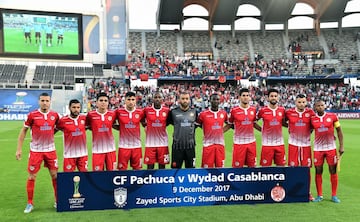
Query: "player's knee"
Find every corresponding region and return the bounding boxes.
[28,174,36,180]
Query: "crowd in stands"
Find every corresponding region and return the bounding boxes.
[125,52,311,80]
[87,78,360,112]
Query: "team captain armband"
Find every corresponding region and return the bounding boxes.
[334,121,341,128]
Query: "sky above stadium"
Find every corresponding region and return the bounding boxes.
[128,0,360,30]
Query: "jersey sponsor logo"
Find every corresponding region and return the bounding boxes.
[318,124,329,132]
[180,119,192,127]
[40,122,52,131]
[211,122,222,130]
[125,121,136,128]
[151,119,163,127]
[71,128,83,136]
[241,117,252,125]
[294,120,306,127]
[98,124,109,132]
[269,119,280,126]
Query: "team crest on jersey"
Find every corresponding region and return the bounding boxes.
[66,164,72,170]
[80,120,85,125]
[326,118,331,122]
[271,184,286,202]
[29,165,35,171]
[190,112,194,117]
[162,112,167,117]
[135,114,140,119]
[220,113,224,119]
[250,111,254,115]
[278,112,282,117]
[108,116,112,121]
[305,113,310,118]
[114,187,127,208]
[50,116,55,120]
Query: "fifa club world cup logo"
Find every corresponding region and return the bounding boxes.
[73,176,81,198]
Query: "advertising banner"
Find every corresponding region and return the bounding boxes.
[57,167,309,212]
[0,89,52,121]
[106,0,126,65]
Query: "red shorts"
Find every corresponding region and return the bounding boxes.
[260,145,286,166]
[314,149,337,167]
[63,156,88,172]
[118,148,142,170]
[144,146,169,165]
[92,151,117,171]
[202,144,225,168]
[288,144,312,167]
[28,150,58,174]
[233,142,257,167]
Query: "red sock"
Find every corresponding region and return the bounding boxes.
[26,179,35,204]
[330,174,338,196]
[315,174,323,196]
[52,178,57,202]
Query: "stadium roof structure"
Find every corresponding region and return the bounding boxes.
[157,0,352,28]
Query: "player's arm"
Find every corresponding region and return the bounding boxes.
[223,123,233,132]
[16,127,29,160]
[253,122,262,132]
[282,117,288,128]
[112,120,120,131]
[335,122,344,156]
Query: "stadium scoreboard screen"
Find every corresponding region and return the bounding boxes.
[0,8,83,60]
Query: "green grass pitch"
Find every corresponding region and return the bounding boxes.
[3,28,79,55]
[0,120,359,221]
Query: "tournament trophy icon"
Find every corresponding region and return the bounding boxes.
[73,176,81,198]
[14,91,27,105]
[112,15,120,38]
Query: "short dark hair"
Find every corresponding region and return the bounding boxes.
[125,91,136,98]
[268,88,279,95]
[153,91,163,98]
[96,92,109,101]
[296,94,306,99]
[239,88,249,96]
[210,93,219,99]
[69,99,81,107]
[39,92,50,98]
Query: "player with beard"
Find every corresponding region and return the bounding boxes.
[284,94,315,200]
[311,100,344,203]
[142,92,170,169]
[167,91,198,168]
[224,88,261,167]
[257,88,286,166]
[16,92,60,213]
[197,93,228,168]
[56,99,88,172]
